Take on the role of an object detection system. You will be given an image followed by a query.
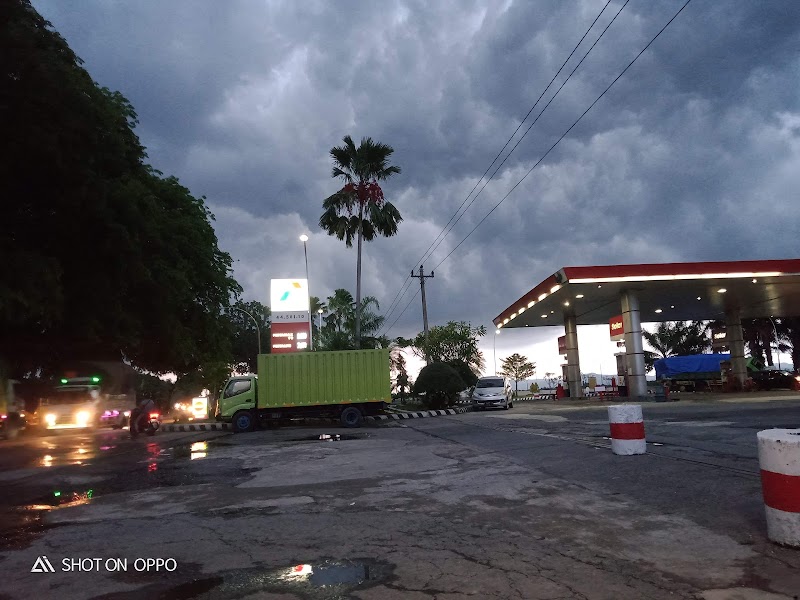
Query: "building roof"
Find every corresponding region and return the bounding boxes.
[493,259,800,329]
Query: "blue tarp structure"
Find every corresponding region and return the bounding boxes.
[654,353,730,379]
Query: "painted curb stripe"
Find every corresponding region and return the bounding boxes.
[761,469,800,513]
[609,422,645,440]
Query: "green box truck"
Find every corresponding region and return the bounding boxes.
[218,349,391,432]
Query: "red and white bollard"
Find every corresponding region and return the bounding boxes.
[608,404,646,455]
[757,429,800,547]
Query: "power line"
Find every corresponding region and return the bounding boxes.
[383,286,422,339]
[412,0,616,272]
[422,0,630,268]
[379,0,616,332]
[432,0,694,274]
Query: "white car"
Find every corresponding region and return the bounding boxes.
[471,377,513,410]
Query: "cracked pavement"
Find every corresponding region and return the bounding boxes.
[0,398,799,599]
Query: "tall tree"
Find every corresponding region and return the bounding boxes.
[319,136,402,348]
[499,353,537,398]
[643,321,710,372]
[0,1,241,378]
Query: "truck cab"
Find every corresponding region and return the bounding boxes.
[218,376,257,422]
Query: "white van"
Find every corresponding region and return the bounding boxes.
[471,376,513,410]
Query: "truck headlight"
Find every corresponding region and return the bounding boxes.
[45,413,57,426]
[75,411,91,426]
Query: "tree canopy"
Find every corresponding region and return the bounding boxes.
[499,353,536,397]
[401,321,486,376]
[0,1,241,378]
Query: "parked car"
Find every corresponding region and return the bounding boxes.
[471,376,513,410]
[750,370,800,391]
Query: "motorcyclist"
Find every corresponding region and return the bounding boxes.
[129,396,157,436]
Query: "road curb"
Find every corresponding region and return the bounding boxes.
[161,407,474,431]
[161,423,230,432]
[368,406,474,422]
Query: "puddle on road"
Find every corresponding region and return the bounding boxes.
[24,488,96,511]
[291,433,362,443]
[170,441,210,460]
[157,559,391,600]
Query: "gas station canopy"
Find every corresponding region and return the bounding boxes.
[493,259,800,329]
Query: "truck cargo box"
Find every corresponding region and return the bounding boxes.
[257,348,391,409]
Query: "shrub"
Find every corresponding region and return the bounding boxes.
[446,359,478,389]
[413,362,465,410]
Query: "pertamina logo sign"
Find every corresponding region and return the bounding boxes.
[270,279,309,313]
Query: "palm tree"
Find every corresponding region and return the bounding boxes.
[643,321,711,372]
[325,288,354,334]
[319,135,402,348]
[348,296,386,349]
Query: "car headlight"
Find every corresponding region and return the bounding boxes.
[123,410,131,417]
[45,413,57,426]
[75,411,91,425]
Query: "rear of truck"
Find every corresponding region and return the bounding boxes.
[220,348,391,431]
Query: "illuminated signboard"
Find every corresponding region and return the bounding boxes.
[270,279,310,314]
[609,315,625,341]
[271,322,312,354]
[557,335,566,355]
[711,325,728,349]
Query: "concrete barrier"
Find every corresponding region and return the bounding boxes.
[608,404,646,455]
[757,428,800,547]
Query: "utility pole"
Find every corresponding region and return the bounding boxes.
[411,265,434,342]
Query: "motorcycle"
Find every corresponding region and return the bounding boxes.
[129,408,160,438]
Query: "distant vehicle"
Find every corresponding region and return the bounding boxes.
[172,397,208,422]
[0,377,27,439]
[217,349,391,432]
[654,353,762,391]
[34,362,136,431]
[471,376,513,410]
[129,398,160,438]
[750,370,800,391]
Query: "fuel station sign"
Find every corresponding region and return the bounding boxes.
[271,322,311,354]
[609,315,625,341]
[270,278,311,353]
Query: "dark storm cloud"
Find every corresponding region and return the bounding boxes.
[32,0,800,356]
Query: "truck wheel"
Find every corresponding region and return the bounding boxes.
[340,406,363,428]
[232,410,255,433]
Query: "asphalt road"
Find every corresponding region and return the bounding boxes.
[0,398,799,599]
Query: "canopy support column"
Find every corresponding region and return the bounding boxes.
[564,314,583,398]
[726,308,748,388]
[621,290,647,399]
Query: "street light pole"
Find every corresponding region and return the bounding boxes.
[494,329,499,375]
[232,306,261,356]
[300,234,312,350]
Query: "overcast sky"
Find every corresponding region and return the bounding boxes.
[33,0,800,377]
